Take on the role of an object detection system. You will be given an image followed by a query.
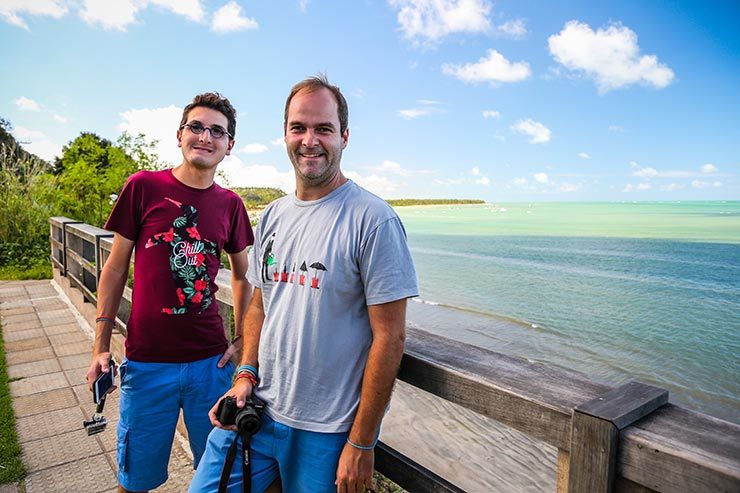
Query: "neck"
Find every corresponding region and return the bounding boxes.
[172,162,217,189]
[295,171,348,201]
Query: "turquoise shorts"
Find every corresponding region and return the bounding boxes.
[188,413,348,493]
[117,354,235,491]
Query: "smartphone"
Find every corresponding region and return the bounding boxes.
[93,365,115,404]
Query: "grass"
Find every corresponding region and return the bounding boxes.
[0,259,52,281]
[0,320,26,483]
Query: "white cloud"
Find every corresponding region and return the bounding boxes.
[53,114,68,124]
[443,49,531,84]
[476,176,490,185]
[482,110,500,119]
[511,119,551,144]
[366,160,431,177]
[701,163,717,173]
[513,177,527,186]
[389,0,492,46]
[660,183,684,191]
[637,182,651,190]
[118,105,183,165]
[471,166,480,176]
[633,167,658,178]
[11,126,60,161]
[212,1,258,33]
[80,0,204,31]
[691,180,710,189]
[548,20,675,93]
[578,152,590,159]
[496,19,526,39]
[298,0,310,13]
[345,171,399,196]
[434,178,466,185]
[240,143,269,154]
[399,108,432,119]
[14,96,41,111]
[622,184,633,193]
[271,137,285,147]
[217,157,295,191]
[79,0,139,31]
[713,181,722,188]
[533,172,548,184]
[629,160,639,168]
[417,99,442,105]
[0,0,67,29]
[609,125,626,132]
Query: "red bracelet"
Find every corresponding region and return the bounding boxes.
[235,373,258,386]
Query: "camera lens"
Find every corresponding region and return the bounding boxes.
[235,407,261,435]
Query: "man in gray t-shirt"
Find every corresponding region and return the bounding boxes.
[190,75,418,493]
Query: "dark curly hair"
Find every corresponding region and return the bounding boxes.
[180,92,237,139]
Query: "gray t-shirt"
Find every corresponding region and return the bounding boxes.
[247,180,419,432]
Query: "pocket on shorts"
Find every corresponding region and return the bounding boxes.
[117,424,129,473]
[118,359,129,388]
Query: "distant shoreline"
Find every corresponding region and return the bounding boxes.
[387,199,485,206]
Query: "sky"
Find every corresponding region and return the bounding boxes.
[1,0,739,201]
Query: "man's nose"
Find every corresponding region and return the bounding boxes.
[199,128,213,143]
[302,130,319,147]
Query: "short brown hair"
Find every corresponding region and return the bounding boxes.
[284,75,348,134]
[180,92,237,139]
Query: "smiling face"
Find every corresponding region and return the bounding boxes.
[177,106,234,170]
[285,87,349,191]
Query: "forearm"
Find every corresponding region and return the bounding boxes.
[230,277,252,338]
[93,261,129,355]
[349,323,406,444]
[239,288,264,367]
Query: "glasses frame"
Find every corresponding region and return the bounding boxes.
[180,122,233,140]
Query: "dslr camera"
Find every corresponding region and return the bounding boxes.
[217,395,265,436]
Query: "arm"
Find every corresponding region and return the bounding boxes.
[217,247,252,367]
[335,298,408,493]
[208,287,265,429]
[85,233,134,391]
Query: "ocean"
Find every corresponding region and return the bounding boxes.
[394,201,740,424]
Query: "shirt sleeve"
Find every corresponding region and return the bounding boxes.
[246,218,263,288]
[103,172,142,242]
[224,196,254,253]
[359,217,419,305]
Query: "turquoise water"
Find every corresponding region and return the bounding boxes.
[395,202,740,423]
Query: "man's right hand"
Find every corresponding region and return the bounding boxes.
[208,378,253,430]
[86,351,113,392]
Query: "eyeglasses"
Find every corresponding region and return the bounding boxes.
[180,122,232,139]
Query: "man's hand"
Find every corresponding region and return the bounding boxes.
[217,341,242,368]
[86,352,115,392]
[335,443,375,493]
[208,378,253,431]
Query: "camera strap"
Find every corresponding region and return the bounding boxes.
[218,430,252,493]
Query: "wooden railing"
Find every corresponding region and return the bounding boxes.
[49,216,740,493]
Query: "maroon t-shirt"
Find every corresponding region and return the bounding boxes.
[104,169,253,362]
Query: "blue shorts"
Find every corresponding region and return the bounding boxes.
[117,354,235,491]
[188,413,347,493]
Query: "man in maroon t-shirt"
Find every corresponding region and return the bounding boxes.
[85,93,254,493]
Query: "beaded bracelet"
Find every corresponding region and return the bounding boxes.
[235,372,258,386]
[95,316,115,324]
[346,437,377,451]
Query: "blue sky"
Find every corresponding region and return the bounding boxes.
[2,0,738,201]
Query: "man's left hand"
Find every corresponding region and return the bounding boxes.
[335,443,375,493]
[217,341,242,368]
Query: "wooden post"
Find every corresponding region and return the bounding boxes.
[567,381,668,493]
[557,449,570,493]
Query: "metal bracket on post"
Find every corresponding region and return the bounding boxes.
[567,381,668,493]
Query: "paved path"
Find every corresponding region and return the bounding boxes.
[0,280,195,492]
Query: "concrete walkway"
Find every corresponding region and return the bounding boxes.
[0,280,195,493]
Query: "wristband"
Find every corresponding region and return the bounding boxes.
[230,334,242,345]
[346,437,377,451]
[235,372,258,386]
[95,316,115,324]
[236,364,258,377]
